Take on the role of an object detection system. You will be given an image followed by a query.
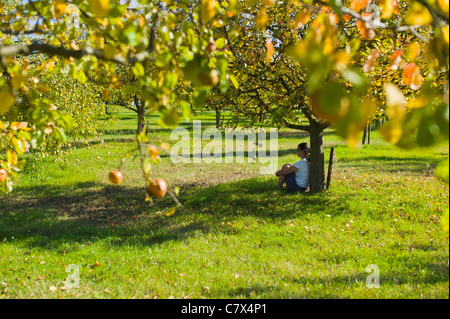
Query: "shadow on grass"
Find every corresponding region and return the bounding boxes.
[0,178,350,251]
[335,154,442,174]
[222,262,449,298]
[225,284,281,298]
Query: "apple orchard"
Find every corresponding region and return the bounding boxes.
[0,0,449,227]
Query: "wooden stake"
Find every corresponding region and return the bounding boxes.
[326,147,335,190]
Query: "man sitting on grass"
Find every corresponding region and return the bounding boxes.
[275,142,310,193]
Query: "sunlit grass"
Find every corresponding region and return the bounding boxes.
[0,109,448,299]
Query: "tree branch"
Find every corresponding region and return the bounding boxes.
[314,0,431,42]
[0,29,50,35]
[283,119,310,132]
[0,42,154,65]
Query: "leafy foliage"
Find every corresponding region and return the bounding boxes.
[1,0,228,193]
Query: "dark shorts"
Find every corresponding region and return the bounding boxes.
[285,172,306,193]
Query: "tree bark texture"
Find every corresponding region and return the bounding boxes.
[309,122,325,193]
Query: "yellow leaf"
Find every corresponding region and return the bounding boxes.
[245,0,258,7]
[361,96,377,119]
[103,45,116,60]
[110,76,122,89]
[201,0,216,24]
[89,0,110,18]
[7,149,18,166]
[0,92,15,115]
[443,26,449,44]
[402,63,423,90]
[266,39,275,61]
[37,62,47,71]
[69,41,79,51]
[356,13,376,40]
[103,88,109,101]
[148,145,160,160]
[322,33,338,56]
[48,61,54,72]
[37,85,50,93]
[213,20,224,27]
[139,15,146,28]
[406,1,432,25]
[255,8,269,29]
[380,123,403,144]
[293,9,311,29]
[160,142,171,151]
[383,83,405,121]
[166,209,176,216]
[351,0,371,12]
[9,122,20,130]
[405,42,421,61]
[379,0,399,19]
[54,2,67,18]
[441,208,449,232]
[406,96,428,109]
[438,0,449,14]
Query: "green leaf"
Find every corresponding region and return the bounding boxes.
[435,159,449,185]
[137,130,149,142]
[441,208,449,232]
[229,74,239,89]
[152,155,161,165]
[132,63,145,77]
[122,25,138,46]
[182,59,201,83]
[215,38,226,49]
[17,130,31,141]
[54,127,67,142]
[193,88,209,107]
[16,160,26,171]
[160,108,180,128]
[13,138,25,156]
[144,158,152,174]
[180,100,191,119]
[124,84,135,96]
[73,69,87,83]
[342,68,369,90]
[164,72,178,88]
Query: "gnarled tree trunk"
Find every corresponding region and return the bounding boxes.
[309,122,325,193]
[134,94,147,135]
[285,119,327,193]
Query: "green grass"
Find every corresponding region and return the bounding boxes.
[0,110,448,299]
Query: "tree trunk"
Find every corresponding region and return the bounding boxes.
[134,95,146,135]
[309,122,325,193]
[362,123,368,145]
[367,124,371,145]
[215,105,221,128]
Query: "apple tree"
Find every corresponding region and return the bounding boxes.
[195,0,448,195]
[1,0,229,194]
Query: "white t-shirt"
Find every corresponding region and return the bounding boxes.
[292,158,310,188]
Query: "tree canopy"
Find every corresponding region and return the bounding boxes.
[0,0,448,202]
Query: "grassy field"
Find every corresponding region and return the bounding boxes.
[0,110,448,299]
